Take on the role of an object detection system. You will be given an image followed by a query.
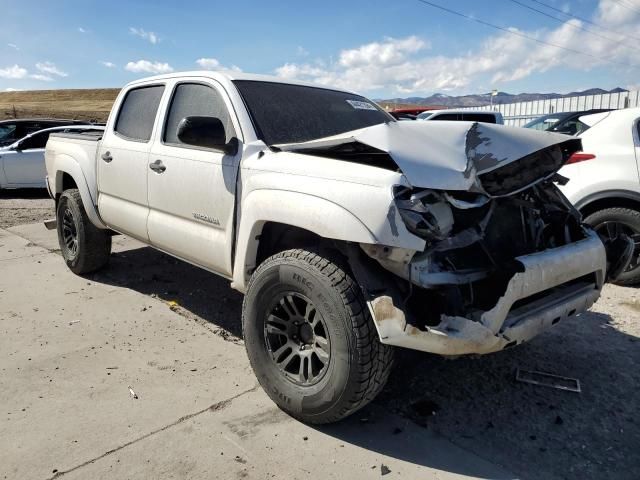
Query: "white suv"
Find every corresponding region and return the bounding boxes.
[416,109,504,124]
[560,107,640,285]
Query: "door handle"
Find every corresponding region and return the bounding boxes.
[101,151,113,163]
[149,159,166,173]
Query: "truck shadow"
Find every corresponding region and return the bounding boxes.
[92,245,244,339]
[91,245,640,480]
[0,188,50,199]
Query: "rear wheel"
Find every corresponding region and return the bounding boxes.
[242,249,394,424]
[57,189,111,275]
[584,207,640,286]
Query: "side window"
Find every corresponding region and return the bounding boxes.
[164,83,236,146]
[461,113,497,124]
[432,113,459,121]
[114,85,164,141]
[20,131,50,150]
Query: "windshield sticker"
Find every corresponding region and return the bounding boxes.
[346,100,377,111]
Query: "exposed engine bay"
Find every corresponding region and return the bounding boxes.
[358,177,609,355]
[376,179,587,323]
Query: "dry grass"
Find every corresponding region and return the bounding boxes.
[0,88,120,122]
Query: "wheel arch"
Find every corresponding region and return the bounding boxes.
[231,189,378,292]
[52,156,106,229]
[576,190,640,219]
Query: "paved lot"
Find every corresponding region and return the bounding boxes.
[1,192,639,480]
[1,223,512,480]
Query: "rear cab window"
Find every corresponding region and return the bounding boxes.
[114,85,165,142]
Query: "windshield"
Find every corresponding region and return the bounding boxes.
[233,80,392,145]
[0,124,17,142]
[416,111,435,120]
[523,112,571,130]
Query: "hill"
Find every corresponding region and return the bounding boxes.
[379,87,628,109]
[0,88,120,122]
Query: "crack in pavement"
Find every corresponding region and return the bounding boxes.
[44,384,259,480]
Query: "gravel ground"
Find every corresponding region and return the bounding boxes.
[0,189,54,228]
[3,193,639,480]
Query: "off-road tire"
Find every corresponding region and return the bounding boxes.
[242,249,394,424]
[584,207,640,286]
[57,189,111,275]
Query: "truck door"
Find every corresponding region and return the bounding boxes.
[97,84,165,242]
[147,79,241,276]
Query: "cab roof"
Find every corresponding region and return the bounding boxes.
[125,70,358,95]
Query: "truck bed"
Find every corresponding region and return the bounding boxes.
[49,130,104,141]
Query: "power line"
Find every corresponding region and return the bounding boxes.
[612,0,640,16]
[509,0,640,52]
[415,0,638,69]
[529,0,640,44]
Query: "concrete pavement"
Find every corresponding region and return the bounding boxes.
[0,224,514,479]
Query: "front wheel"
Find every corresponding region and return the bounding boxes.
[57,189,111,275]
[242,249,394,424]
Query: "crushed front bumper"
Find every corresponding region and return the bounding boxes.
[368,230,606,355]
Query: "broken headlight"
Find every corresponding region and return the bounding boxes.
[393,186,454,241]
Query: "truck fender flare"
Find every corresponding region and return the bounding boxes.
[53,155,107,229]
[231,189,378,292]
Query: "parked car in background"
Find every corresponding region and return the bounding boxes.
[560,107,640,285]
[45,71,619,424]
[416,109,504,124]
[389,112,417,121]
[0,118,92,147]
[388,107,435,120]
[523,109,611,135]
[0,125,103,189]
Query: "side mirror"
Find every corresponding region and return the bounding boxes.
[177,116,238,155]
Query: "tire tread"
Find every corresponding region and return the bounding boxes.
[243,248,394,424]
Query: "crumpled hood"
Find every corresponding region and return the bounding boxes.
[275,121,581,193]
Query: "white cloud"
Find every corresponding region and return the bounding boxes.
[7,43,19,50]
[0,64,28,79]
[129,27,159,44]
[273,0,640,95]
[296,46,309,57]
[196,57,220,69]
[100,61,116,68]
[36,61,68,77]
[4,88,22,92]
[125,60,173,74]
[338,35,428,68]
[78,27,87,33]
[195,58,242,72]
[30,74,53,81]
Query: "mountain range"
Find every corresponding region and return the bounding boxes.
[379,87,628,108]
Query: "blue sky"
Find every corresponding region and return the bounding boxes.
[0,0,638,97]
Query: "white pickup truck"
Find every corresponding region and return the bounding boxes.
[44,71,625,424]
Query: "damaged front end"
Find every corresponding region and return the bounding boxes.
[278,120,620,355]
[355,126,615,356]
[360,180,607,355]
